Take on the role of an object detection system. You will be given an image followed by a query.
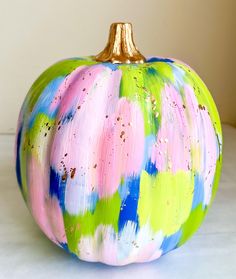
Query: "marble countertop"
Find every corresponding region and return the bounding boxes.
[0,124,235,279]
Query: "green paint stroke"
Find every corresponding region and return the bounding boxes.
[27,113,55,148]
[178,204,206,246]
[19,113,55,202]
[210,157,222,206]
[64,191,121,255]
[119,64,166,136]
[178,156,223,246]
[138,170,194,236]
[176,62,222,137]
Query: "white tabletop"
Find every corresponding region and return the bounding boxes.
[0,124,235,279]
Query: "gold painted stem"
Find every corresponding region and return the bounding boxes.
[95,22,146,64]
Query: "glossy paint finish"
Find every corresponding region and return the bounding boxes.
[15,56,222,265]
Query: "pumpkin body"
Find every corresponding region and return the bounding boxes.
[16,56,222,265]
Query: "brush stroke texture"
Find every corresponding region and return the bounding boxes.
[15,57,222,266]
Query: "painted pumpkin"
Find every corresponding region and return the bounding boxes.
[15,23,222,266]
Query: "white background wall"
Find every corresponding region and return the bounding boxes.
[0,0,235,133]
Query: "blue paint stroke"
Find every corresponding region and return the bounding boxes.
[59,242,78,259]
[147,57,174,63]
[118,180,130,201]
[59,242,69,251]
[145,159,158,176]
[88,191,99,213]
[172,65,185,84]
[101,63,119,71]
[147,67,158,76]
[118,176,140,233]
[141,135,156,170]
[192,173,205,210]
[16,125,22,189]
[60,109,75,125]
[160,229,182,254]
[49,167,66,211]
[28,77,65,127]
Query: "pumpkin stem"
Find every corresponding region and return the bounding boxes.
[95,22,146,64]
